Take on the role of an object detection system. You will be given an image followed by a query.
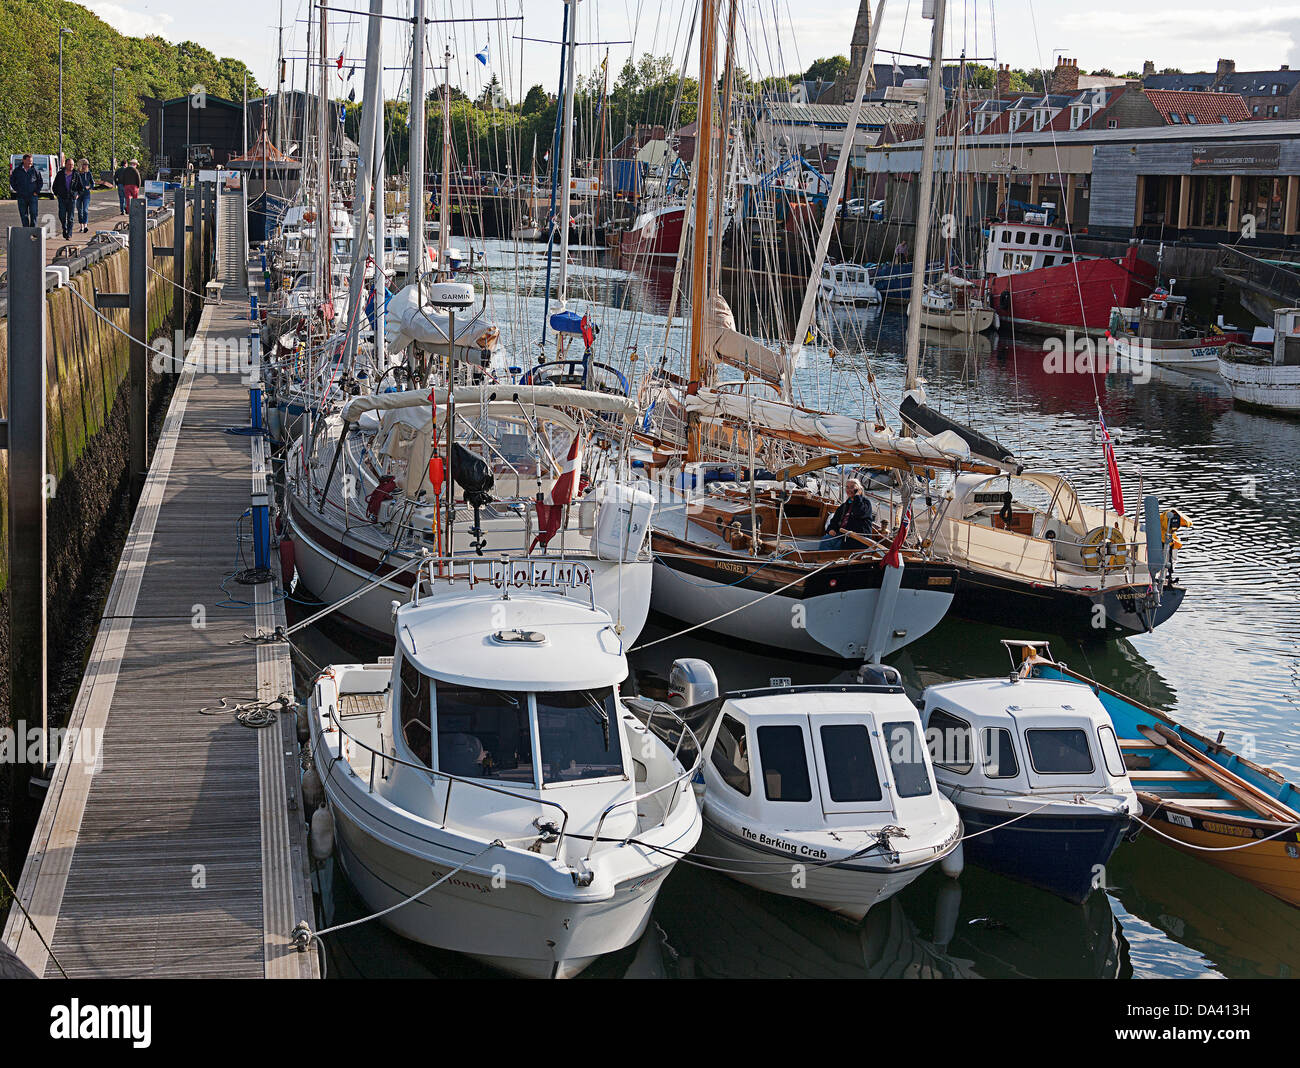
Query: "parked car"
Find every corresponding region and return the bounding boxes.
[868,198,886,221]
[844,197,866,217]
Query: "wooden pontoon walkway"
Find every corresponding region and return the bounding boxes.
[1,264,317,978]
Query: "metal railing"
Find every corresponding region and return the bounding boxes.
[586,703,704,861]
[323,699,572,858]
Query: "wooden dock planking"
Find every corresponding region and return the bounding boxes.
[1,253,317,979]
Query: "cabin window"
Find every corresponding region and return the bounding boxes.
[1014,231,1025,244]
[1025,728,1094,775]
[536,688,624,783]
[1043,255,1055,267]
[883,722,933,797]
[711,714,751,795]
[1002,253,1014,270]
[435,683,535,783]
[926,709,973,774]
[981,727,1020,778]
[1029,232,1040,245]
[757,725,812,802]
[1002,229,1011,242]
[1097,725,1127,778]
[819,724,882,801]
[399,654,433,767]
[1055,234,1064,247]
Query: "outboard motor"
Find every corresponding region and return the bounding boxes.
[668,658,719,708]
[857,662,903,687]
[450,443,493,555]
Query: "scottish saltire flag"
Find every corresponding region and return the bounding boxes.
[476,43,489,66]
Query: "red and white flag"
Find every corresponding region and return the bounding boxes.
[531,434,583,551]
[883,504,911,570]
[1099,410,1124,515]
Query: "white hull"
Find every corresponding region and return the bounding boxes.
[329,798,666,978]
[1112,335,1221,371]
[288,500,654,643]
[696,821,938,921]
[914,306,995,333]
[1217,357,1300,413]
[649,557,953,660]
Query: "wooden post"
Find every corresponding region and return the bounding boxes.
[1285,175,1299,236]
[1228,174,1242,234]
[1134,175,1145,228]
[5,226,49,793]
[1177,174,1192,231]
[1063,174,1076,227]
[129,197,148,495]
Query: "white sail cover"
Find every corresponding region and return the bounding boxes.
[707,294,789,385]
[341,383,638,423]
[683,388,982,465]
[383,282,499,353]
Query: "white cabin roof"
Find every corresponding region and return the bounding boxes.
[396,591,627,691]
[923,677,1104,725]
[726,687,915,720]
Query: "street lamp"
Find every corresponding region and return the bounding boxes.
[59,28,75,161]
[112,66,123,170]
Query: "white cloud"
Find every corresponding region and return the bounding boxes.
[84,1,175,39]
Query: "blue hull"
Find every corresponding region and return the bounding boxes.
[957,805,1131,904]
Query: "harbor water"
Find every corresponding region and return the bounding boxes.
[294,239,1300,979]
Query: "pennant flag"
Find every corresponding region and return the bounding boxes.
[338,103,346,124]
[883,504,912,570]
[531,434,583,551]
[348,87,356,102]
[1099,410,1125,514]
[475,43,489,66]
[336,51,344,79]
[580,314,595,350]
[347,64,356,80]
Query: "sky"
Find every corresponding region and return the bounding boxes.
[82,0,1300,105]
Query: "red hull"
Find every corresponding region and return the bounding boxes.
[989,247,1156,335]
[618,206,685,266]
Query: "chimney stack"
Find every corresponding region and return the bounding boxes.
[1216,58,1236,80]
[996,63,1011,98]
[1050,56,1080,95]
[1142,60,1155,77]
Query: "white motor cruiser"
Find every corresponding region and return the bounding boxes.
[308,561,703,978]
[631,661,962,920]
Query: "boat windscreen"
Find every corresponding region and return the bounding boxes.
[435,683,534,784]
[883,722,934,797]
[757,725,812,802]
[1025,728,1094,775]
[819,724,882,802]
[536,688,624,784]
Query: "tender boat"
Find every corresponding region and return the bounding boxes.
[631,660,963,919]
[307,562,704,978]
[1218,307,1300,415]
[922,657,1138,904]
[911,279,995,333]
[1012,640,1300,908]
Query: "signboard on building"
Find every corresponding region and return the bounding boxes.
[1191,144,1281,171]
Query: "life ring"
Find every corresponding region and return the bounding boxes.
[1079,525,1127,571]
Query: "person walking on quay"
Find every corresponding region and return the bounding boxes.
[74,158,94,232]
[121,158,142,207]
[11,153,43,227]
[53,157,78,239]
[113,159,129,214]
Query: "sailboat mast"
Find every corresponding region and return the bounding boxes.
[686,0,718,462]
[317,0,332,305]
[408,0,426,287]
[903,0,947,396]
[709,0,738,299]
[439,45,451,275]
[556,0,580,310]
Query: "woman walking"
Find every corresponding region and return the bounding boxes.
[74,158,94,232]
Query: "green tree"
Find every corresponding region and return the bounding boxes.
[803,56,849,84]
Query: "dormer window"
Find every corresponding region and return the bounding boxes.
[1071,105,1091,129]
[1034,108,1050,130]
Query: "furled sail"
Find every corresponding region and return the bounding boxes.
[707,294,789,387]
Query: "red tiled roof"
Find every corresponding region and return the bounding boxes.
[1144,89,1250,125]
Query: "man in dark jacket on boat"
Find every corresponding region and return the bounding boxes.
[821,478,873,551]
[11,154,43,227]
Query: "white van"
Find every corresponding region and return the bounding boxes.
[9,154,59,196]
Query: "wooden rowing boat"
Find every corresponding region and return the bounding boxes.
[1006,640,1300,908]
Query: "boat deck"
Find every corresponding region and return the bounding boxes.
[1,272,318,978]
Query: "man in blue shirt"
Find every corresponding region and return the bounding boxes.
[11,154,43,228]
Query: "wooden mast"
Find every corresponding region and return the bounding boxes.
[686,0,718,463]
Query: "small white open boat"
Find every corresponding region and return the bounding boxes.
[632,661,962,920]
[308,561,702,978]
